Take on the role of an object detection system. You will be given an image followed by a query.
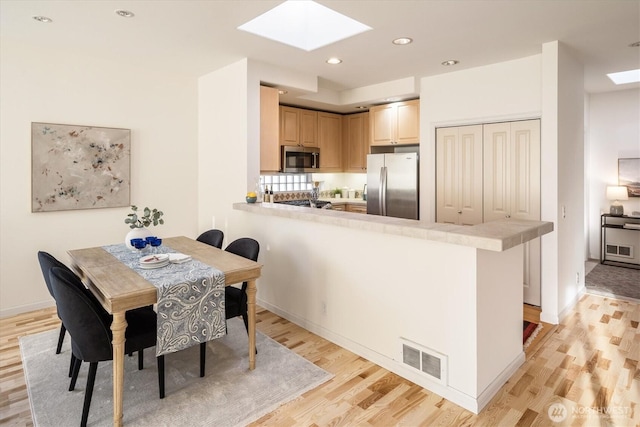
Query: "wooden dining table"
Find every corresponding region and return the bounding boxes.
[67,236,263,427]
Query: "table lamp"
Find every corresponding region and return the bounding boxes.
[606,186,628,216]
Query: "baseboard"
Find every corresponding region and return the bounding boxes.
[559,286,585,323]
[476,351,526,411]
[540,285,586,325]
[0,300,54,319]
[258,298,506,414]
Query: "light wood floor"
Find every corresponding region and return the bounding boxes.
[1,294,639,426]
[523,304,555,358]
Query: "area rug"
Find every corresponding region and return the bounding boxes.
[586,263,640,301]
[20,317,333,427]
[523,321,542,349]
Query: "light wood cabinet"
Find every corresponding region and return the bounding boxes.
[280,106,299,146]
[346,203,367,213]
[299,109,317,146]
[330,203,366,213]
[317,112,342,172]
[260,86,280,172]
[370,99,419,146]
[436,125,483,225]
[279,106,317,147]
[342,112,369,172]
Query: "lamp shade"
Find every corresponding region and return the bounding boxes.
[606,186,629,201]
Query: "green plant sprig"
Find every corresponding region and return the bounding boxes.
[124,205,164,229]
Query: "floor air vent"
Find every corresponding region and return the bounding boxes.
[400,338,447,385]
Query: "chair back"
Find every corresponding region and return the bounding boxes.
[37,251,74,299]
[197,229,225,249]
[224,237,260,263]
[49,267,113,363]
[225,238,260,291]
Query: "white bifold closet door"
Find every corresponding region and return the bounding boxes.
[483,119,541,306]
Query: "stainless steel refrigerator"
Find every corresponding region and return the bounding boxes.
[366,152,419,220]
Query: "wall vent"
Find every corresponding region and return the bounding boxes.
[400,338,447,385]
[606,243,634,259]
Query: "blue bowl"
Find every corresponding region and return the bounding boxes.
[246,196,257,203]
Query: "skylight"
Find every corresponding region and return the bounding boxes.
[237,0,371,52]
[607,69,640,85]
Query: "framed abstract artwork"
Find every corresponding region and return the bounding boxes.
[31,122,131,212]
[619,158,640,197]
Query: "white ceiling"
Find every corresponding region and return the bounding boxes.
[1,0,639,113]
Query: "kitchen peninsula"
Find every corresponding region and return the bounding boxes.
[233,202,553,413]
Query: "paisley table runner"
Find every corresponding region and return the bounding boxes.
[103,243,226,356]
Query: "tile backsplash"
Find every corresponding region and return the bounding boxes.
[273,190,361,202]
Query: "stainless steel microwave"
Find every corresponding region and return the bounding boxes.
[281,146,320,173]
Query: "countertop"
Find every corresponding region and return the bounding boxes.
[233,202,553,252]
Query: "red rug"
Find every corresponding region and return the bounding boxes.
[523,320,540,347]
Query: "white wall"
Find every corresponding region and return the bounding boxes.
[230,209,524,412]
[198,60,527,412]
[539,42,587,323]
[420,45,587,324]
[0,39,199,316]
[419,55,561,317]
[587,89,640,260]
[555,43,586,315]
[197,59,251,243]
[419,55,542,224]
[476,246,523,399]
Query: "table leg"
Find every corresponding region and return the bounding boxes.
[111,311,127,427]
[246,279,257,370]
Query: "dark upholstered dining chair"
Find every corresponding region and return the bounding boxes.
[196,229,224,249]
[37,251,157,378]
[196,229,224,375]
[38,251,93,378]
[200,237,260,377]
[49,266,165,427]
[223,238,260,333]
[37,251,73,356]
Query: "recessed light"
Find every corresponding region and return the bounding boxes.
[442,60,459,66]
[607,69,640,85]
[355,106,368,109]
[326,57,342,65]
[278,90,288,95]
[385,97,400,102]
[392,37,412,45]
[32,16,52,23]
[629,41,640,47]
[115,9,135,18]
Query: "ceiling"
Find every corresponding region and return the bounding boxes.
[1,0,639,113]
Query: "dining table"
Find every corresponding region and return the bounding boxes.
[67,236,263,427]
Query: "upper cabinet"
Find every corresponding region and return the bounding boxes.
[299,109,318,146]
[260,86,280,172]
[342,112,369,172]
[369,99,420,146]
[317,112,342,172]
[279,106,317,147]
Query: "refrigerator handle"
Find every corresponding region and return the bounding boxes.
[380,166,387,216]
[378,167,384,214]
